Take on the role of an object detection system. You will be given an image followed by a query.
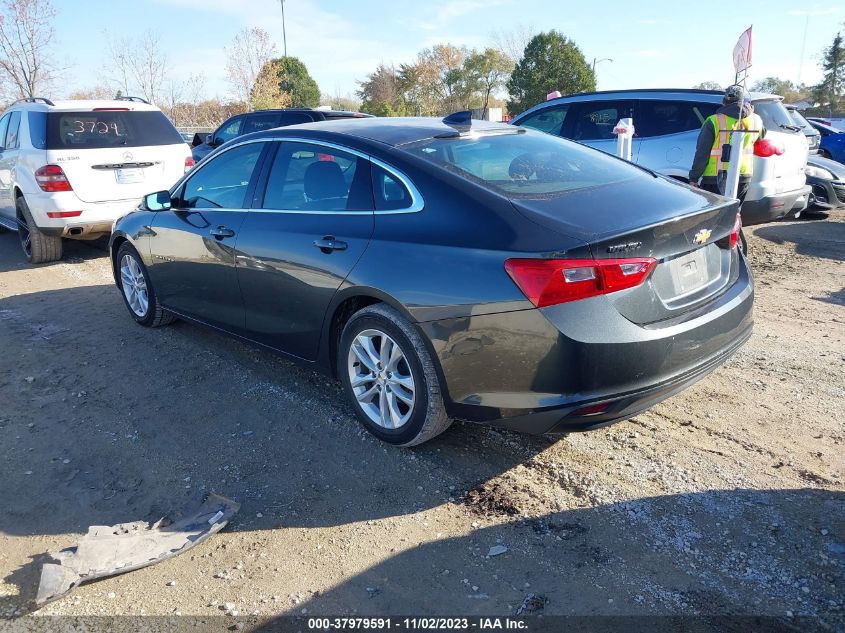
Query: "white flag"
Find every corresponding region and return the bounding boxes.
[733,26,753,73]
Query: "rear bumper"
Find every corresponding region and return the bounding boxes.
[25,191,141,237]
[741,186,811,225]
[807,177,845,210]
[422,257,754,435]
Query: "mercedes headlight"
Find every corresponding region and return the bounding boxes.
[805,165,835,180]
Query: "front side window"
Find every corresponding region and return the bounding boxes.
[261,141,372,211]
[405,129,644,198]
[635,101,718,138]
[214,116,244,145]
[243,113,281,134]
[181,141,265,209]
[516,105,570,135]
[5,111,20,149]
[568,101,634,141]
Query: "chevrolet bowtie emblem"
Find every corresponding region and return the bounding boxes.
[693,229,712,245]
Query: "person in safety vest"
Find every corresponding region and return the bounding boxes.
[689,85,766,201]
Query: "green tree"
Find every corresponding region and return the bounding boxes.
[465,48,513,118]
[692,81,722,90]
[273,56,320,108]
[814,32,845,110]
[506,31,595,115]
[358,63,402,115]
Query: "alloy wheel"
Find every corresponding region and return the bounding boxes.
[120,254,149,317]
[347,328,416,429]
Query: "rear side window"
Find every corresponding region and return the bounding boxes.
[261,141,372,211]
[372,164,413,211]
[5,111,20,149]
[46,111,183,149]
[243,112,281,134]
[635,101,718,137]
[28,111,47,149]
[568,101,634,141]
[753,100,796,132]
[516,105,570,135]
[279,112,315,126]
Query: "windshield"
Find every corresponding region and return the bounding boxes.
[46,110,183,149]
[753,100,798,132]
[403,130,645,197]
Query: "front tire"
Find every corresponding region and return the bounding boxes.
[116,243,174,327]
[17,197,62,263]
[339,304,451,447]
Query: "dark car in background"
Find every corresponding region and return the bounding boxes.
[805,154,845,215]
[808,119,845,163]
[191,108,372,162]
[110,116,753,447]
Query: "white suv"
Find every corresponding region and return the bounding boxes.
[0,97,193,263]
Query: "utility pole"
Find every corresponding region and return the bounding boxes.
[592,57,612,73]
[279,0,287,57]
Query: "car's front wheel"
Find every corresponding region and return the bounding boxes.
[116,242,174,327]
[339,304,452,446]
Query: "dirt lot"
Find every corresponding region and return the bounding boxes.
[0,213,843,630]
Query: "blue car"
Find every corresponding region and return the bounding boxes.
[809,120,845,163]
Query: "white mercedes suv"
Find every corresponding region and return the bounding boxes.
[0,97,193,263]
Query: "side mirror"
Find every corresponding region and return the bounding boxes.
[144,190,172,212]
[206,134,215,147]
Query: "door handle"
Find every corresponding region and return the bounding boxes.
[313,236,348,253]
[210,226,235,239]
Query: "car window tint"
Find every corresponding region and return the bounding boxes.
[243,113,281,134]
[516,105,569,135]
[569,101,633,141]
[635,101,719,137]
[215,116,244,144]
[262,141,373,211]
[372,164,413,211]
[278,112,314,126]
[28,111,47,149]
[406,130,643,197]
[181,142,264,209]
[0,114,9,151]
[5,111,21,149]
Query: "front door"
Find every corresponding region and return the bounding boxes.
[147,140,269,332]
[235,140,375,360]
[0,111,20,217]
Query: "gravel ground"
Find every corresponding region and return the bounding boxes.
[0,213,842,631]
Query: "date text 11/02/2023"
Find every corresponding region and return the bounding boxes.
[306,618,529,630]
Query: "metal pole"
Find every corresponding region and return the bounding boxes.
[280,0,287,57]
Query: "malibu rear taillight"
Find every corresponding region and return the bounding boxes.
[505,257,657,308]
[184,156,195,173]
[753,138,785,157]
[729,212,742,250]
[35,165,72,192]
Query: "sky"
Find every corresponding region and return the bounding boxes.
[54,0,845,103]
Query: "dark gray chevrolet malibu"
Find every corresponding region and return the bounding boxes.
[110,115,754,446]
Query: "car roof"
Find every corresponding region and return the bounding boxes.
[8,99,162,112]
[245,116,514,147]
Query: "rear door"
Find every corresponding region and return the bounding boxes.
[562,100,638,160]
[235,139,374,360]
[147,140,270,331]
[45,109,188,202]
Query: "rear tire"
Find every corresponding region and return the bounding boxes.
[17,197,62,264]
[339,304,451,447]
[116,242,174,328]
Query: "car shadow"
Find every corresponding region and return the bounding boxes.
[0,232,109,273]
[0,282,557,613]
[250,488,843,626]
[753,217,845,262]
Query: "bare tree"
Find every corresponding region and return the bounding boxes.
[67,85,114,100]
[107,30,168,103]
[225,27,277,108]
[0,0,59,99]
[250,60,290,110]
[491,24,536,65]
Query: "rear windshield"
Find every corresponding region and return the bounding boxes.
[788,109,814,131]
[753,100,798,133]
[46,110,183,149]
[403,130,644,197]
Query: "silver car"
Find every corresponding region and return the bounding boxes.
[511,89,811,225]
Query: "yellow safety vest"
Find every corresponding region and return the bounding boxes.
[703,112,762,177]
